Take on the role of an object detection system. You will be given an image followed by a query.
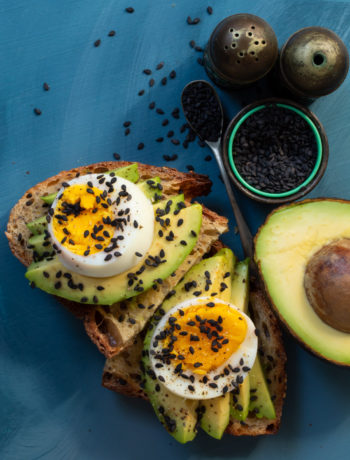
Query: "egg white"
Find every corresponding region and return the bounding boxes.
[149,297,258,400]
[48,173,154,278]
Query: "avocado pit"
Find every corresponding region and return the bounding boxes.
[304,238,350,333]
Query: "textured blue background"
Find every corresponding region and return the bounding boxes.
[1,1,350,459]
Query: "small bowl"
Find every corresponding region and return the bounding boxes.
[222,98,329,204]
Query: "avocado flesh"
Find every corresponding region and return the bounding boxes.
[27,234,55,259]
[143,249,235,443]
[228,259,276,421]
[200,394,231,440]
[229,259,251,422]
[40,163,140,205]
[248,356,276,419]
[26,216,48,235]
[255,199,350,366]
[25,196,202,305]
[199,251,235,439]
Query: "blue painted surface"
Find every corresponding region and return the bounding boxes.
[1,1,350,459]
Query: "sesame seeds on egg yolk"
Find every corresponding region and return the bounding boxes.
[52,184,114,256]
[169,303,247,375]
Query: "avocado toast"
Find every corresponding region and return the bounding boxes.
[6,160,286,442]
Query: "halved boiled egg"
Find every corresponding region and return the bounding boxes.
[149,297,257,399]
[48,172,154,277]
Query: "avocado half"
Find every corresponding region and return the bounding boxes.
[255,198,350,367]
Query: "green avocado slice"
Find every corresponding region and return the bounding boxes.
[40,163,139,205]
[228,259,276,421]
[143,249,235,444]
[26,216,48,236]
[229,259,251,422]
[248,356,276,419]
[25,196,202,305]
[27,233,55,259]
[199,251,235,439]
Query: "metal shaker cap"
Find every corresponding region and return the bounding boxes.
[280,26,349,99]
[207,14,278,86]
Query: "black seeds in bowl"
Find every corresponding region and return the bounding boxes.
[232,105,318,194]
[182,82,221,142]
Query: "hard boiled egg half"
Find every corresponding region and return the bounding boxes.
[149,297,257,399]
[48,172,154,277]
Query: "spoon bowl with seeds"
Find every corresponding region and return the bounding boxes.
[181,80,254,264]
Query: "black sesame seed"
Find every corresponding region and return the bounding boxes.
[169,70,176,79]
[149,78,155,87]
[189,40,196,48]
[209,383,217,389]
[207,6,213,14]
[94,39,101,47]
[143,69,152,75]
[137,142,144,150]
[162,119,169,126]
[138,89,145,96]
[125,7,134,13]
[34,108,42,115]
[108,30,116,36]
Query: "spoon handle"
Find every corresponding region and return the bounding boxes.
[207,140,255,262]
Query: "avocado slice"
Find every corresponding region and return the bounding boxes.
[255,199,350,366]
[229,259,251,422]
[199,394,231,440]
[26,216,48,235]
[134,177,162,202]
[40,163,140,205]
[248,356,276,419]
[27,233,55,259]
[143,249,235,443]
[199,251,235,439]
[25,196,202,305]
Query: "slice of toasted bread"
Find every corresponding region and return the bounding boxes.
[102,284,287,436]
[5,161,228,357]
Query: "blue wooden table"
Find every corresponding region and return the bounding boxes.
[1,1,350,459]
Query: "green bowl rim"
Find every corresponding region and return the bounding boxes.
[228,103,323,198]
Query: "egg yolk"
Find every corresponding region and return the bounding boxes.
[52,184,114,256]
[168,303,247,375]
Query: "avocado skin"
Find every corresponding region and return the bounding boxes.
[25,195,202,305]
[255,198,350,367]
[143,249,235,443]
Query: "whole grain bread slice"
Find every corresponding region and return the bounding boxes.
[5,161,228,357]
[102,284,287,436]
